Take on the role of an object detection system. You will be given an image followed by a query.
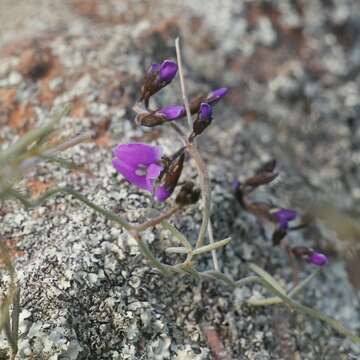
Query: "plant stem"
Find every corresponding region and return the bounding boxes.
[134,205,181,231]
[8,187,133,231]
[175,37,193,130]
[160,220,193,251]
[174,38,217,266]
[187,143,211,249]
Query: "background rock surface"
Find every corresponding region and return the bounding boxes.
[0,0,360,359]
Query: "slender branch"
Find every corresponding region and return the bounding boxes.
[166,237,230,256]
[130,231,170,276]
[175,37,193,130]
[134,205,181,231]
[187,144,211,249]
[7,187,133,231]
[207,220,220,271]
[18,131,93,173]
[0,105,70,164]
[160,220,192,251]
[174,37,215,267]
[248,270,319,306]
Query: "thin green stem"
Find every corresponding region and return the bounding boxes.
[187,144,211,249]
[130,231,170,276]
[160,220,193,251]
[134,205,181,232]
[7,187,132,231]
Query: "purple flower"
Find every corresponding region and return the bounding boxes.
[158,105,186,120]
[272,208,297,230]
[309,251,328,266]
[206,87,229,105]
[112,143,171,202]
[158,60,178,84]
[141,60,178,105]
[199,103,212,122]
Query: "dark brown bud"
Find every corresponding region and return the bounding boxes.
[291,246,311,258]
[136,111,166,127]
[256,159,277,174]
[244,172,279,187]
[175,181,201,206]
[272,227,287,246]
[156,152,185,196]
[245,202,273,221]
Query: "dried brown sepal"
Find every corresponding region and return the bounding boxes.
[189,94,206,114]
[245,201,273,221]
[272,227,287,246]
[256,159,277,174]
[192,118,209,138]
[244,172,279,187]
[155,152,185,196]
[291,246,311,258]
[139,70,159,107]
[175,181,201,206]
[136,111,165,127]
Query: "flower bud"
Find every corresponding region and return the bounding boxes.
[192,103,213,137]
[137,111,166,127]
[309,251,328,266]
[206,87,229,105]
[271,208,297,230]
[157,105,186,121]
[272,227,287,246]
[158,60,178,83]
[140,59,178,106]
[291,246,328,266]
[244,172,278,187]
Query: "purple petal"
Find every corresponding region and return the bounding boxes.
[206,87,229,105]
[309,252,328,266]
[145,163,163,192]
[273,208,297,224]
[112,158,147,190]
[154,186,172,202]
[199,103,212,122]
[158,105,186,120]
[113,143,162,167]
[146,164,172,201]
[159,60,178,83]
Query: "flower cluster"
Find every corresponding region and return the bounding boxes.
[233,160,328,268]
[113,59,227,202]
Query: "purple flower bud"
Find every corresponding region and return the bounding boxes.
[232,179,241,191]
[199,103,212,122]
[140,60,178,106]
[206,87,229,105]
[272,208,297,229]
[158,60,178,84]
[192,103,213,138]
[309,251,328,266]
[158,105,186,121]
